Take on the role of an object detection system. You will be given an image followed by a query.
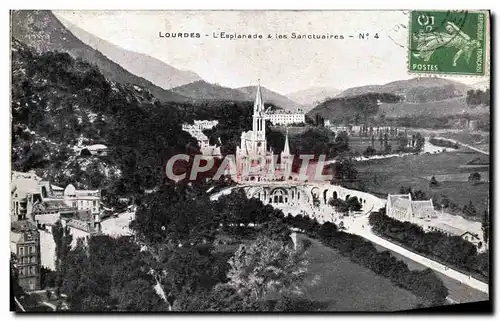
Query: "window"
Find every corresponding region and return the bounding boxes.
[29,246,34,254]
[19,267,24,276]
[19,247,24,256]
[29,266,34,275]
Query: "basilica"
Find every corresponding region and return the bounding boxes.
[235,81,293,182]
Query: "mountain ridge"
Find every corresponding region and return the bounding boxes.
[11,10,190,103]
[55,14,203,90]
[286,87,341,112]
[336,77,471,103]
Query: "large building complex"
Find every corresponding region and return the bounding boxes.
[265,109,305,126]
[10,220,41,291]
[235,82,293,182]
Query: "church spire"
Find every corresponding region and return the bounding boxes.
[283,128,290,155]
[254,79,264,113]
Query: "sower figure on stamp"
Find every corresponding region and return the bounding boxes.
[412,21,481,67]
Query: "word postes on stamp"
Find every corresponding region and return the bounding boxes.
[409,10,487,75]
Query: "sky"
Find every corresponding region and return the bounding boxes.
[54,10,488,94]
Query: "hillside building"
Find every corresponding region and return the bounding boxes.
[182,120,221,157]
[386,193,436,223]
[10,220,41,291]
[265,109,305,126]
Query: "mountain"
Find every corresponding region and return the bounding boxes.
[237,86,301,111]
[11,38,197,191]
[11,10,189,103]
[336,77,471,103]
[170,80,250,101]
[286,87,341,111]
[169,82,301,110]
[307,93,401,124]
[56,15,203,89]
[377,97,490,118]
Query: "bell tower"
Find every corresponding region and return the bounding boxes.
[252,80,267,155]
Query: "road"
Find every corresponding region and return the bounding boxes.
[342,214,489,295]
[435,136,489,155]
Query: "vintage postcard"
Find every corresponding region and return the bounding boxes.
[10,10,490,312]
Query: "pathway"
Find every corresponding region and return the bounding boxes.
[435,137,489,155]
[343,214,489,295]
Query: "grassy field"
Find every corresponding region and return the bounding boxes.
[439,131,490,154]
[214,232,422,311]
[352,151,490,216]
[298,234,421,311]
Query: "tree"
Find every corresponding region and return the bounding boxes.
[329,198,349,214]
[259,219,292,245]
[226,236,309,302]
[62,239,90,310]
[468,172,481,185]
[364,146,376,156]
[318,221,337,239]
[482,210,489,246]
[464,201,478,217]
[346,196,362,211]
[115,279,168,311]
[429,176,439,188]
[52,220,73,287]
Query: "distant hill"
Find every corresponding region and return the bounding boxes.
[308,93,401,124]
[336,77,471,103]
[169,82,301,110]
[170,80,250,101]
[11,10,189,103]
[11,38,197,190]
[237,86,301,111]
[378,97,489,118]
[56,15,203,89]
[286,87,340,112]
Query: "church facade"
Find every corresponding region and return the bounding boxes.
[235,82,293,182]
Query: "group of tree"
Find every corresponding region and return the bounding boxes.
[399,186,429,201]
[328,196,362,214]
[12,39,201,195]
[466,89,490,106]
[327,155,358,183]
[428,138,459,149]
[468,172,482,185]
[309,93,401,126]
[283,214,448,306]
[369,210,488,279]
[406,85,462,103]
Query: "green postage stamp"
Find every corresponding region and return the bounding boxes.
[409,10,487,75]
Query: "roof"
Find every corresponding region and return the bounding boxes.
[75,210,92,222]
[12,171,42,181]
[411,200,435,218]
[34,214,60,226]
[66,219,94,233]
[11,177,40,196]
[11,220,37,232]
[85,144,108,150]
[435,223,466,236]
[44,199,73,210]
[390,195,411,210]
